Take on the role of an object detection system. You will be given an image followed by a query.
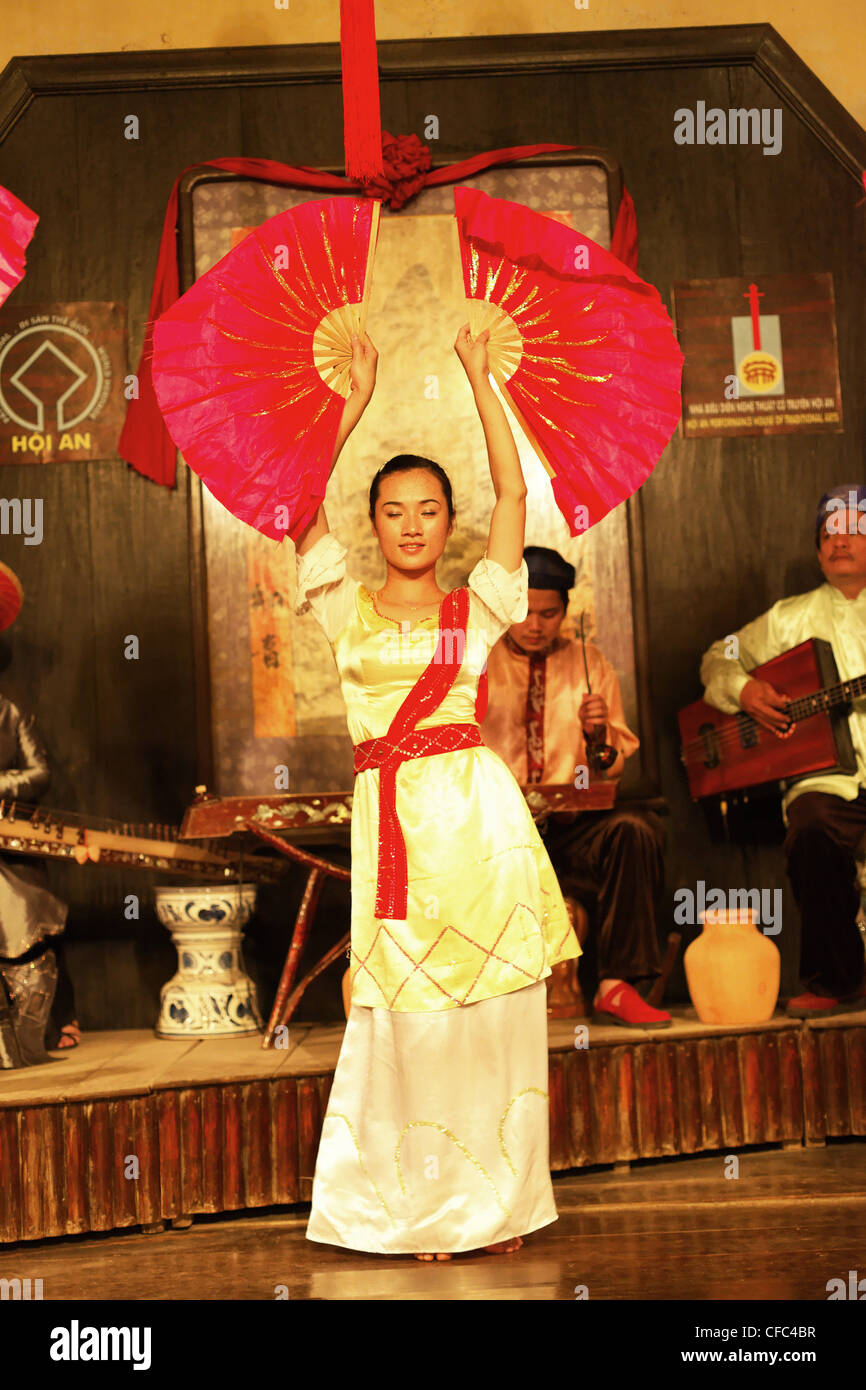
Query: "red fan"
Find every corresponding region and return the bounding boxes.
[453,186,683,533]
[0,185,38,308]
[152,197,381,540]
[0,562,23,631]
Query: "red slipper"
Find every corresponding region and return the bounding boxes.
[592,981,672,1028]
[785,984,866,1018]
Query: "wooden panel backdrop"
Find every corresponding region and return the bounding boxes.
[0,27,863,1028]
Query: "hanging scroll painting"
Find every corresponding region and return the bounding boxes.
[184,157,654,797]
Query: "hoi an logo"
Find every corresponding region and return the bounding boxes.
[0,312,113,460]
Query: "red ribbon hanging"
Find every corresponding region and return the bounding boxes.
[340,0,384,182]
[118,143,639,487]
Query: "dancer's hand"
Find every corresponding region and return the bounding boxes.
[348,332,378,404]
[454,324,490,387]
[298,331,376,557]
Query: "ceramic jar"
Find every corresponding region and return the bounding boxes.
[684,908,780,1025]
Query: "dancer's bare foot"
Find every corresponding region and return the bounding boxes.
[414,1235,524,1260]
[484,1236,523,1254]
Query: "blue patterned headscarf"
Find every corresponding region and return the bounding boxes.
[815,484,866,545]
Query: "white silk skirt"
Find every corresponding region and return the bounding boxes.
[305,980,559,1255]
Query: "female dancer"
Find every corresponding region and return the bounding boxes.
[294,325,580,1260]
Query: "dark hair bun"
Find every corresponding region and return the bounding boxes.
[369,455,455,521]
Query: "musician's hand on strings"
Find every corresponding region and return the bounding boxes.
[580,693,609,737]
[454,324,490,386]
[740,678,795,738]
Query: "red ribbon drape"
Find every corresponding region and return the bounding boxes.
[340,0,384,182]
[119,144,639,487]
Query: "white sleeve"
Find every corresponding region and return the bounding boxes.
[467,553,529,649]
[699,604,778,713]
[294,532,358,644]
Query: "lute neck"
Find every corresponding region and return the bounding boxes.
[784,673,866,723]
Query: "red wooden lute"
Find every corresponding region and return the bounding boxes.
[679,638,863,799]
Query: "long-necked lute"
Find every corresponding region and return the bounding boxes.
[0,799,284,882]
[678,637,862,799]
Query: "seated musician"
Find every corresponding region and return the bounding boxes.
[481,545,670,1027]
[700,484,866,1018]
[0,690,73,1066]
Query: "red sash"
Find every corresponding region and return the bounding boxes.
[353,586,484,919]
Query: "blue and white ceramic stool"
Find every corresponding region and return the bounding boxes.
[154,884,262,1037]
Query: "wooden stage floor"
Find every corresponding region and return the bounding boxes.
[2,1006,865,1243]
[1,1143,863,1300]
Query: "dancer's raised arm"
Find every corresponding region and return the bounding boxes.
[295,332,378,555]
[454,324,526,573]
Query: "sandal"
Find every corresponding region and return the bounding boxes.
[55,1021,81,1049]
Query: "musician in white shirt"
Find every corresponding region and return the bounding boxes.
[700,484,866,1017]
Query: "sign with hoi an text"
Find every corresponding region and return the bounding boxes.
[671,273,842,437]
[0,302,127,463]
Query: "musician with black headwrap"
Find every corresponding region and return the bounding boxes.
[482,545,671,1028]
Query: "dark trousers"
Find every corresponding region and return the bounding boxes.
[0,934,77,1044]
[783,790,866,995]
[541,808,665,980]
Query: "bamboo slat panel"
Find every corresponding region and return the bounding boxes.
[549,1025,807,1169]
[1,1018,863,1243]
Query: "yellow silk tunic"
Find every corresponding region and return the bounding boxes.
[295,531,580,1013]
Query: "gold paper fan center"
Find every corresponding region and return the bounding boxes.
[312,301,366,398]
[466,300,523,384]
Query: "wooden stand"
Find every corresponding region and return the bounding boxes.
[546,896,590,1018]
[242,823,350,1046]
